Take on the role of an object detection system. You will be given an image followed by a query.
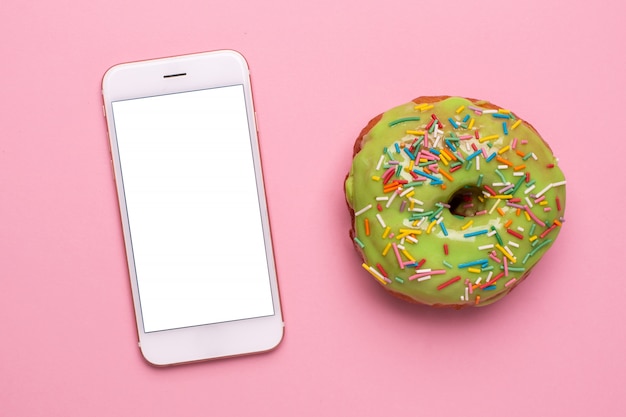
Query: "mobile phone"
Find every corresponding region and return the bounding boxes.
[102,50,284,366]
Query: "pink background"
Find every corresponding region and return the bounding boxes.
[1,0,625,415]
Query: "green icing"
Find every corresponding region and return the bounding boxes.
[345,97,566,307]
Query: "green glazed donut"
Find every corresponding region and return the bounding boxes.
[345,96,566,308]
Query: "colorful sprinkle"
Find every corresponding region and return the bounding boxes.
[355,204,372,216]
[464,229,489,238]
[388,116,421,127]
[362,263,388,285]
[437,276,461,290]
[458,259,489,268]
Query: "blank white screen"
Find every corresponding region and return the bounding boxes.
[112,85,274,333]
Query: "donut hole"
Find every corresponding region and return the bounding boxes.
[447,186,486,217]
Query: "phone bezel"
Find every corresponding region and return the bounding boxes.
[102,50,284,366]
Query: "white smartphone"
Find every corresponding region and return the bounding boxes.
[102,50,284,366]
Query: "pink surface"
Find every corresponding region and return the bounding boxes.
[1,0,625,415]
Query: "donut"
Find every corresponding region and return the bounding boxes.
[344,96,566,308]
